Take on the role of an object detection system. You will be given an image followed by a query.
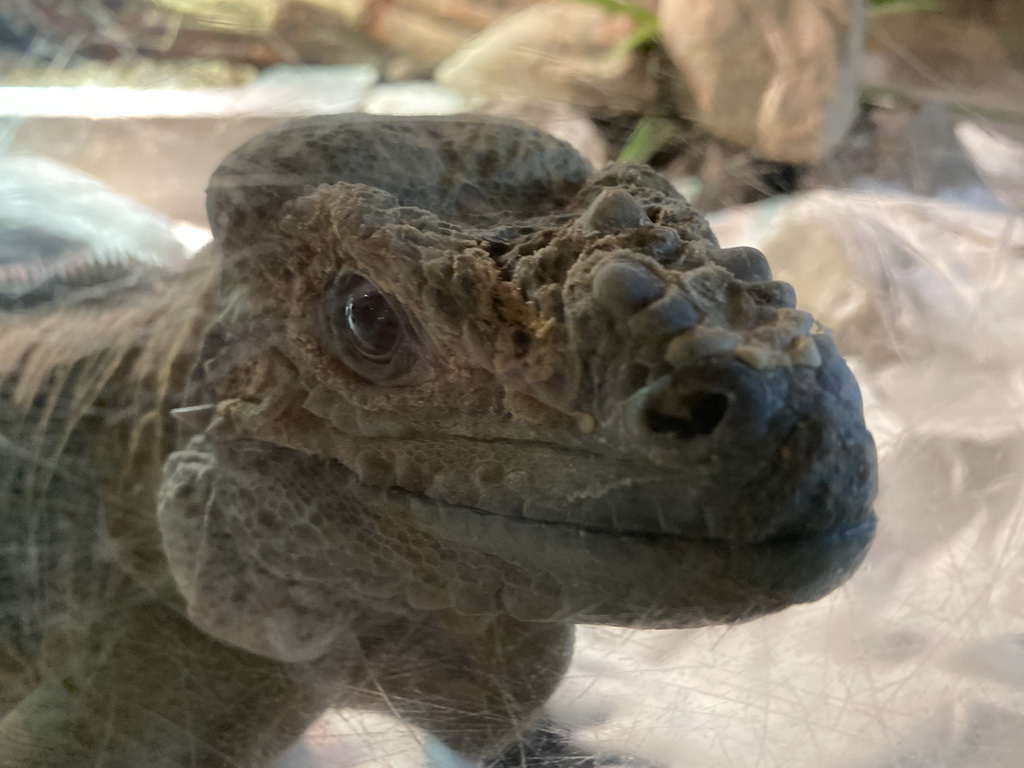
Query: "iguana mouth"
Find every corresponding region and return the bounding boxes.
[394,395,877,627]
[404,486,876,627]
[406,488,876,549]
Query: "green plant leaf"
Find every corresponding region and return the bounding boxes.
[612,15,660,56]
[867,0,943,16]
[568,0,660,57]
[568,0,659,25]
[617,116,678,164]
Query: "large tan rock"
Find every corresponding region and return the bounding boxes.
[150,0,283,33]
[659,0,864,164]
[350,0,536,68]
[469,97,609,167]
[436,1,655,114]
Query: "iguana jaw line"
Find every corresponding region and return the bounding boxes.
[404,486,876,547]
[403,486,876,627]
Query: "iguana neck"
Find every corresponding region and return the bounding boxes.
[0,247,219,405]
[1,248,224,597]
[103,250,222,595]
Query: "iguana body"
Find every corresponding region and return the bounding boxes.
[0,116,877,767]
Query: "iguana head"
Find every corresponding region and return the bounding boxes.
[158,115,876,663]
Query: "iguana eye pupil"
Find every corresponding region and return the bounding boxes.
[343,280,400,360]
[323,272,414,380]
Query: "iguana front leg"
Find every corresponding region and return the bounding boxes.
[353,611,573,760]
[0,596,571,767]
[154,433,574,763]
[0,598,343,768]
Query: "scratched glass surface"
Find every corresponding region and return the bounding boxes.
[1,2,1023,768]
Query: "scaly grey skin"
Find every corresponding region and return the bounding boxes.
[0,115,877,767]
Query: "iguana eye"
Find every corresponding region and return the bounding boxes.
[335,274,400,360]
[323,271,415,381]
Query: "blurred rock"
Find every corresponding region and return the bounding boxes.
[0,0,294,68]
[288,0,365,25]
[149,0,284,34]
[865,1,1024,119]
[694,141,801,211]
[870,104,990,201]
[273,0,386,66]
[368,4,474,68]
[807,102,997,205]
[436,1,656,115]
[471,97,609,168]
[658,0,864,165]
[362,81,465,115]
[347,0,535,69]
[0,0,537,79]
[0,58,258,88]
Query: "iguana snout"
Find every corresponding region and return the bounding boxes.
[454,176,879,550]
[607,338,877,542]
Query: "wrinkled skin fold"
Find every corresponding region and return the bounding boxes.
[0,115,877,766]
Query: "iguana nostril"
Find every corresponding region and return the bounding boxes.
[578,188,652,233]
[644,390,730,439]
[634,358,773,445]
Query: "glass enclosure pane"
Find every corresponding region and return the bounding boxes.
[1,2,1021,766]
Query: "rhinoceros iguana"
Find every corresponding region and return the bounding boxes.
[0,115,877,767]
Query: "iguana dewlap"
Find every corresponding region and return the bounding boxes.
[0,115,877,767]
